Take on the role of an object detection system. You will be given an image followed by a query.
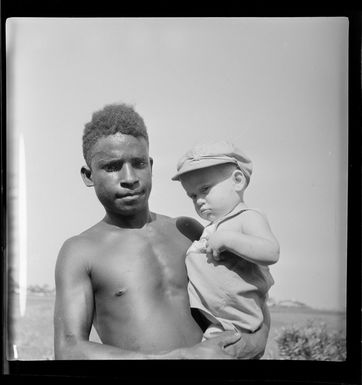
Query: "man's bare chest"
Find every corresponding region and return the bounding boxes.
[89,229,190,296]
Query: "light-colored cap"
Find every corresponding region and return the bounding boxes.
[172,140,253,182]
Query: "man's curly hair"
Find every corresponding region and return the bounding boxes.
[82,103,149,167]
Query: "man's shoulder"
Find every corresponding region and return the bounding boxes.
[152,212,198,223]
[59,224,103,258]
[61,233,92,250]
[55,227,104,281]
[175,216,204,242]
[152,212,204,242]
[152,212,175,223]
[153,212,202,227]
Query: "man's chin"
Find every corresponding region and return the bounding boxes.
[116,201,149,216]
[116,207,142,216]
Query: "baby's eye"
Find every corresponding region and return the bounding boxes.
[200,185,210,193]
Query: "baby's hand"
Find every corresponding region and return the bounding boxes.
[206,231,228,261]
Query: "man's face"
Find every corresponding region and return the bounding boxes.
[87,133,153,217]
[180,164,240,222]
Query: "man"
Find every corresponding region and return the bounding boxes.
[53,103,270,359]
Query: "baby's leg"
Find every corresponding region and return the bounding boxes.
[202,324,225,341]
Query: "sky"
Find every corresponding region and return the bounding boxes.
[6,17,349,310]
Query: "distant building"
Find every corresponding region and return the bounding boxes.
[278,299,308,308]
[267,297,277,307]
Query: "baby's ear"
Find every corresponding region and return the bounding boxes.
[81,166,94,187]
[233,169,246,191]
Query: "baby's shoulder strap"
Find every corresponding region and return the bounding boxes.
[216,207,266,229]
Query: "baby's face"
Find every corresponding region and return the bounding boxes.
[180,164,241,222]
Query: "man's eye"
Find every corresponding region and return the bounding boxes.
[133,159,148,169]
[103,164,119,172]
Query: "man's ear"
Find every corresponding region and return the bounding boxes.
[81,166,94,187]
[149,157,153,170]
[233,169,246,192]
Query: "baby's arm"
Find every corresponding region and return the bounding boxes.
[206,210,279,266]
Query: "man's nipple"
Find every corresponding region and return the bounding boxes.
[114,288,128,297]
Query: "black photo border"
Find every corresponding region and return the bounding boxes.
[1,2,361,384]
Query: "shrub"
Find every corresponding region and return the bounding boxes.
[275,320,346,361]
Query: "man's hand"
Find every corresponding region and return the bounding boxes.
[223,306,271,359]
[179,331,241,359]
[223,332,264,359]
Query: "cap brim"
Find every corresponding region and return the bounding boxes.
[171,158,235,181]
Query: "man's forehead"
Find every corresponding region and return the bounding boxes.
[91,134,149,160]
[93,148,148,160]
[95,133,148,147]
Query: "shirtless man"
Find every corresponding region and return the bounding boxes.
[53,103,270,359]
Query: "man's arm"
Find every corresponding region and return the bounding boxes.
[54,237,144,359]
[223,303,271,359]
[54,237,239,359]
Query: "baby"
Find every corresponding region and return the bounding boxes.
[172,141,279,340]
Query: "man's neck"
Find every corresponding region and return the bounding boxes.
[104,208,154,229]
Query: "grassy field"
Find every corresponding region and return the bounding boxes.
[263,305,346,359]
[8,293,346,360]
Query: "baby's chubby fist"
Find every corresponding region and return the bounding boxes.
[205,231,229,261]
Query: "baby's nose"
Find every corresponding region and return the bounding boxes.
[196,197,205,206]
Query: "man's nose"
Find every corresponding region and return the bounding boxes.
[120,163,139,188]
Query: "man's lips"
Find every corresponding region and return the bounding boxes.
[116,191,144,200]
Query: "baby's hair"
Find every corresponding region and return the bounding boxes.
[82,103,149,166]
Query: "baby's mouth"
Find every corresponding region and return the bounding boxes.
[200,207,210,213]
